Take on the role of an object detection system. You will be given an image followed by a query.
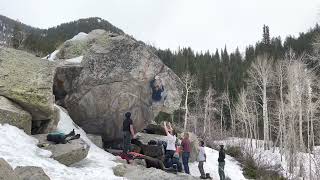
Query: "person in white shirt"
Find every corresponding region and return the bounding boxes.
[163,121,176,168]
[198,140,207,179]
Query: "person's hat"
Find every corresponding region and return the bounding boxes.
[125,112,131,118]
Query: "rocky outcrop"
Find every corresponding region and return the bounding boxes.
[53,30,183,145]
[0,158,20,180]
[14,166,50,180]
[143,124,167,135]
[0,96,32,134]
[33,134,90,166]
[136,132,199,162]
[87,134,103,148]
[136,132,168,145]
[113,163,199,180]
[0,48,55,121]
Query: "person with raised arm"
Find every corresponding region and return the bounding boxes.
[163,121,176,168]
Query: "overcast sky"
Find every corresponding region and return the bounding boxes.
[0,0,319,53]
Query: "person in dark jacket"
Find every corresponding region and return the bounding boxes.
[150,77,164,101]
[218,145,226,180]
[122,112,136,154]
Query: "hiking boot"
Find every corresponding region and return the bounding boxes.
[67,134,80,141]
[66,129,75,138]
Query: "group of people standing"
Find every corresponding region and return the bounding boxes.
[163,121,191,174]
[122,112,226,180]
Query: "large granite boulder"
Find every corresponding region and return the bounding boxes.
[0,48,55,121]
[53,30,183,145]
[0,96,32,134]
[14,166,50,180]
[33,134,90,166]
[0,158,20,180]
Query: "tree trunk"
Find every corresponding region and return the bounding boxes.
[263,81,269,150]
[183,90,189,131]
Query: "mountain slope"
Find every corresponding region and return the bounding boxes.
[0,15,124,55]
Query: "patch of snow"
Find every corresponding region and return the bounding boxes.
[65,56,83,63]
[214,137,319,179]
[0,105,122,180]
[69,32,88,41]
[97,18,101,23]
[42,50,59,61]
[190,147,246,180]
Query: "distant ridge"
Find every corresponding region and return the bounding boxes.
[0,15,124,55]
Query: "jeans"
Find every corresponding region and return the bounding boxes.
[123,131,132,153]
[182,152,190,174]
[218,162,225,180]
[198,161,205,178]
[164,150,175,168]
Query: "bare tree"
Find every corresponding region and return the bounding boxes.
[273,60,288,159]
[222,89,235,136]
[248,55,273,150]
[203,86,218,136]
[180,72,196,131]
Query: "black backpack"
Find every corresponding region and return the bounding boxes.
[47,132,66,144]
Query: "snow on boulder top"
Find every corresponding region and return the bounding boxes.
[69,32,88,41]
[65,56,83,63]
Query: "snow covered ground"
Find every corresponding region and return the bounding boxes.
[69,32,88,41]
[0,103,247,180]
[214,137,320,179]
[0,105,122,180]
[42,49,59,61]
[189,147,246,180]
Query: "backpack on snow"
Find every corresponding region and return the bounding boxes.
[47,132,66,144]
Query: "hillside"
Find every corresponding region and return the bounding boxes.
[0,15,124,55]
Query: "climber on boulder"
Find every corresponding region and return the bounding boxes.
[150,76,165,102]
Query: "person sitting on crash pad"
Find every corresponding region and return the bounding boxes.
[46,129,80,144]
[150,76,164,101]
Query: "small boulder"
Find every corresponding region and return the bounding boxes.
[33,134,90,166]
[136,132,168,145]
[0,158,20,180]
[143,124,166,135]
[14,166,50,180]
[137,132,199,162]
[0,96,32,134]
[87,134,103,148]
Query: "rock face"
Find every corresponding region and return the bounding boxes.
[14,166,50,180]
[86,134,103,148]
[54,30,183,145]
[33,134,90,166]
[0,158,20,180]
[0,48,55,121]
[0,96,32,134]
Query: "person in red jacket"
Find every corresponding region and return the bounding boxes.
[181,132,191,174]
